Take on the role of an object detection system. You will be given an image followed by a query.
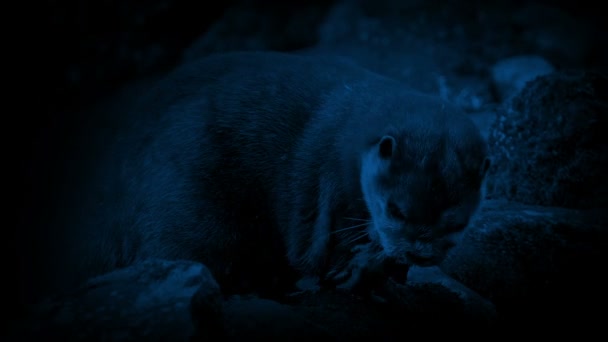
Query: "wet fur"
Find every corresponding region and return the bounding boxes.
[38,51,489,300]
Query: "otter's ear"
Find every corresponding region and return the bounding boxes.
[378,135,396,159]
[480,157,491,178]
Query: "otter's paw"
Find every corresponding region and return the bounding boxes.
[326,244,378,291]
[286,276,321,297]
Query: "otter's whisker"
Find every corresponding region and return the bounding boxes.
[333,222,369,234]
[340,231,369,247]
[372,250,385,261]
[343,217,371,222]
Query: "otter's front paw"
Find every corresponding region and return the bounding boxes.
[325,244,380,291]
[286,276,322,297]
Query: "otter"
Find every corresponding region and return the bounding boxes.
[37,51,490,300]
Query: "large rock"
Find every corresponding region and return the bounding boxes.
[441,199,608,331]
[23,259,222,341]
[486,71,608,209]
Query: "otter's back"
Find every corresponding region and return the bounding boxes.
[132,51,381,197]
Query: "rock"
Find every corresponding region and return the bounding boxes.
[23,259,222,341]
[486,71,608,209]
[491,55,555,101]
[189,270,225,340]
[404,265,497,323]
[441,199,608,331]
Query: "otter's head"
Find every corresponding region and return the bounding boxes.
[359,126,490,267]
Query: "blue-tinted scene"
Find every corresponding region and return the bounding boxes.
[15,0,607,340]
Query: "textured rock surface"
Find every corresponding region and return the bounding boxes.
[23,259,221,341]
[442,200,608,331]
[486,71,608,209]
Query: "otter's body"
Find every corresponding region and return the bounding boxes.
[41,51,489,299]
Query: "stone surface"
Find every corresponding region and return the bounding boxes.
[486,71,608,209]
[23,259,221,341]
[441,199,608,331]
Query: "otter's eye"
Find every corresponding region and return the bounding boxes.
[387,202,407,221]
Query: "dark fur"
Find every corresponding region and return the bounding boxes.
[37,51,489,300]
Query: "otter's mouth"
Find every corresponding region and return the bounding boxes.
[383,258,410,284]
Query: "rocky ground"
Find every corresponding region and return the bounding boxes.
[17,0,608,340]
